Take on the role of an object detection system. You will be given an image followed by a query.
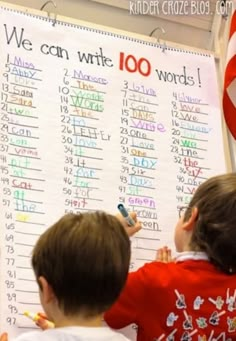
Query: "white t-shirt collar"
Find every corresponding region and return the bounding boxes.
[175,251,209,263]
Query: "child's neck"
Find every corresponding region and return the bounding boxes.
[54,313,103,328]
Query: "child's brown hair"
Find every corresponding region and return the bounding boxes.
[184,173,236,274]
[32,212,130,316]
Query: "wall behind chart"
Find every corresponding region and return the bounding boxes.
[3,0,215,49]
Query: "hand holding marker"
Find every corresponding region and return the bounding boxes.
[24,311,55,329]
[24,311,40,322]
[117,204,135,226]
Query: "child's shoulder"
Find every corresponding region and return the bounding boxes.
[13,327,131,341]
[140,259,181,276]
[13,330,46,341]
[134,257,216,288]
[130,260,180,289]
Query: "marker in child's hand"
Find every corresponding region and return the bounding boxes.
[117,204,135,226]
[24,311,55,329]
[24,311,40,322]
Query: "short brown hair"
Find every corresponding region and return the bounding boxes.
[32,212,130,316]
[185,173,236,274]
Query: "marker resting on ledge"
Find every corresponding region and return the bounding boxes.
[117,204,135,226]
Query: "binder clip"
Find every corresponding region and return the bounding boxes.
[149,27,167,53]
[40,0,57,26]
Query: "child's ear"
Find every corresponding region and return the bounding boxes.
[182,207,198,231]
[38,276,55,304]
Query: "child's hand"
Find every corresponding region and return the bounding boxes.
[156,246,173,263]
[116,212,142,237]
[36,312,55,330]
[0,333,8,341]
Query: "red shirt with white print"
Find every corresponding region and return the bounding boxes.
[104,252,236,341]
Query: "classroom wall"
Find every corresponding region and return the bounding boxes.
[4,0,212,49]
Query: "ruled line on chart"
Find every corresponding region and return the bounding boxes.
[184,175,208,180]
[17,327,39,330]
[178,118,208,125]
[129,174,155,180]
[8,132,39,139]
[8,122,39,129]
[7,101,36,109]
[178,145,207,152]
[136,236,160,241]
[10,63,42,72]
[178,109,208,115]
[71,76,106,86]
[128,135,154,142]
[178,100,209,106]
[16,289,38,293]
[178,154,205,160]
[74,154,103,161]
[8,164,42,172]
[184,182,199,187]
[10,73,42,81]
[70,104,103,113]
[131,205,156,210]
[137,216,157,220]
[73,207,96,212]
[73,164,102,171]
[10,82,38,90]
[127,184,155,190]
[130,144,155,151]
[70,85,106,94]
[8,91,34,99]
[15,221,45,226]
[180,127,209,134]
[180,136,208,142]
[17,302,41,305]
[128,88,157,98]
[129,107,156,115]
[129,98,158,107]
[9,143,37,150]
[130,126,156,133]
[129,154,158,160]
[136,258,154,262]
[70,114,99,121]
[74,144,102,151]
[15,209,45,215]
[15,242,35,247]
[126,194,154,199]
[7,111,38,119]
[142,227,160,232]
[12,186,44,193]
[74,196,103,202]
[134,246,158,251]
[71,94,104,103]
[73,175,100,180]
[129,164,156,171]
[10,174,46,182]
[8,153,41,160]
[13,197,43,204]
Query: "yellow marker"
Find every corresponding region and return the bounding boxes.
[24,311,55,328]
[24,311,40,322]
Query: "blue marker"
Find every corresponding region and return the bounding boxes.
[117,204,135,226]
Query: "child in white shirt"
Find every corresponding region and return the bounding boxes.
[0,211,141,341]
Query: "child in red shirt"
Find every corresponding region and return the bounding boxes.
[104,173,236,341]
